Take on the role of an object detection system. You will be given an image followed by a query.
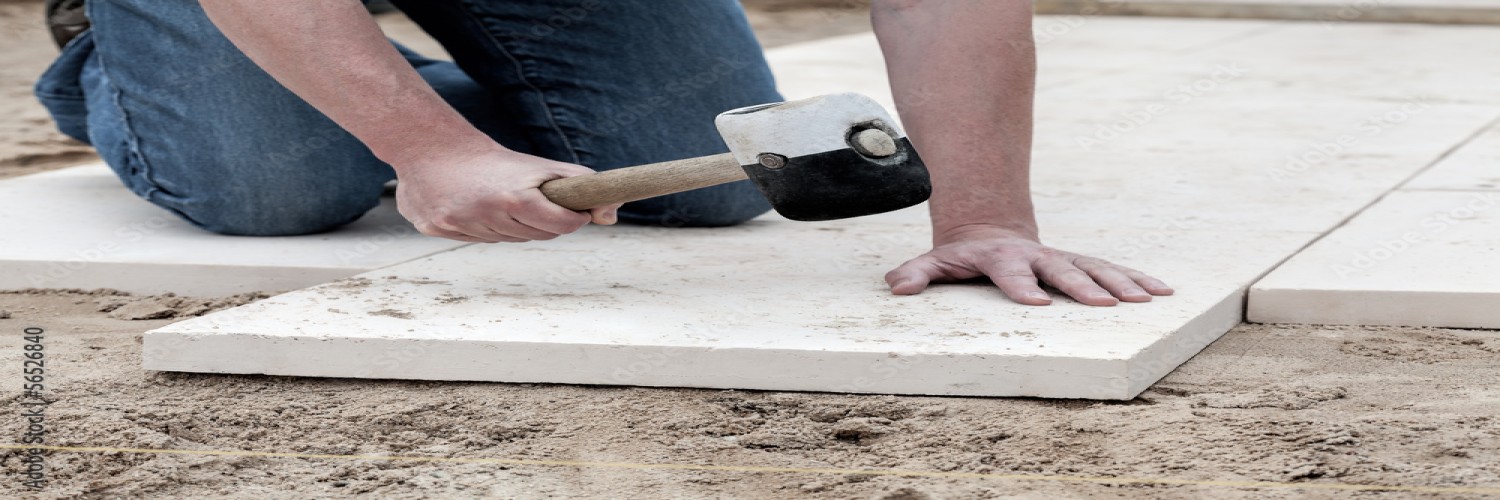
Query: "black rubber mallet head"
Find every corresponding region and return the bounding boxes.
[539,93,932,221]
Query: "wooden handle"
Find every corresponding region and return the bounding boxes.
[539,153,748,210]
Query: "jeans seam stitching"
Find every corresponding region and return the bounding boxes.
[84,2,163,201]
[454,3,582,165]
[35,92,85,100]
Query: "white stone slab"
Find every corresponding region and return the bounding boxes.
[1249,191,1500,328]
[146,216,1292,400]
[780,26,1500,234]
[0,165,467,296]
[1405,122,1500,191]
[772,17,1279,96]
[146,18,1500,398]
[1035,0,1500,24]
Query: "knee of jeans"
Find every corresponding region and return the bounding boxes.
[180,183,383,237]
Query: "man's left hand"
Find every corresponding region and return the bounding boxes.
[884,224,1174,306]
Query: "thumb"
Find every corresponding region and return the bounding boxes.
[885,256,943,295]
[589,203,622,225]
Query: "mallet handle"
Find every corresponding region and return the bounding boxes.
[539,153,748,211]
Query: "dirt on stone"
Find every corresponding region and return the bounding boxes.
[368,308,415,320]
[100,292,269,321]
[4,288,270,321]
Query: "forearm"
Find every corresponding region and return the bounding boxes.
[872,0,1038,239]
[199,0,491,171]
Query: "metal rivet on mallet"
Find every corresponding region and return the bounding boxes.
[851,128,898,158]
[757,153,787,169]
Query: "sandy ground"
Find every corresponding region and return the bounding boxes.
[0,1,97,179]
[1,291,1498,498]
[2,0,1499,498]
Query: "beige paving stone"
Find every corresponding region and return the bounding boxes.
[146,18,1500,397]
[1405,121,1500,191]
[0,166,467,296]
[146,216,1298,399]
[1036,0,1500,25]
[1249,190,1500,328]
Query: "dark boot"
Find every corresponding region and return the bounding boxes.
[46,0,89,49]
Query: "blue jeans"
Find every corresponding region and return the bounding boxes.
[34,0,779,236]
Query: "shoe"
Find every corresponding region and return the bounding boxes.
[46,0,89,49]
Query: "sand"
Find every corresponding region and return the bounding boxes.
[2,1,1498,498]
[0,1,97,180]
[1,290,1497,498]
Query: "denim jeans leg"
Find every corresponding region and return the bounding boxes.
[34,31,93,144]
[397,43,537,156]
[69,0,390,235]
[390,0,783,226]
[46,1,520,236]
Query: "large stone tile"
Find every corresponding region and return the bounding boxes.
[1249,191,1500,328]
[1036,0,1500,25]
[1405,121,1500,191]
[825,22,1500,233]
[773,18,1280,106]
[1026,100,1499,233]
[1032,17,1277,90]
[0,166,468,296]
[145,18,1500,398]
[145,216,1307,400]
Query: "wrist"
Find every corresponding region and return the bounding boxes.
[928,196,1038,241]
[375,123,505,177]
[933,222,1039,244]
[339,86,500,173]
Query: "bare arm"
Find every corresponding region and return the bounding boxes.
[199,0,616,242]
[872,0,1171,305]
[873,0,1038,237]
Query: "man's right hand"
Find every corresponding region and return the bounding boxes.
[200,1,617,243]
[394,146,621,243]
